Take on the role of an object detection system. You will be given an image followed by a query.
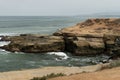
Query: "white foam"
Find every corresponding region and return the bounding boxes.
[14,52,25,54]
[0,41,10,47]
[0,33,16,36]
[47,52,69,60]
[0,49,6,52]
[0,49,10,54]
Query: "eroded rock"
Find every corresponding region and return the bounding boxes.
[53,18,120,56]
[1,34,65,53]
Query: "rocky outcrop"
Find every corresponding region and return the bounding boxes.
[64,37,105,55]
[1,18,120,57]
[1,34,65,53]
[54,18,120,56]
[54,18,120,36]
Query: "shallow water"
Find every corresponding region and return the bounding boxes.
[0,50,110,72]
[0,15,119,72]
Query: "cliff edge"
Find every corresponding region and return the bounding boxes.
[53,18,120,56]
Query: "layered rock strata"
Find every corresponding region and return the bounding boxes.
[53,18,120,56]
[1,34,65,53]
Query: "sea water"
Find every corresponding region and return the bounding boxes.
[0,16,118,72]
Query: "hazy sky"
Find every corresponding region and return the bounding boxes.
[0,0,119,16]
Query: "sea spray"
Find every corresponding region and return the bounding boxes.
[0,41,10,47]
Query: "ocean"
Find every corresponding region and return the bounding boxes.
[0,16,85,35]
[0,16,118,72]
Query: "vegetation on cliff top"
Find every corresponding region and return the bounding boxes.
[30,73,66,80]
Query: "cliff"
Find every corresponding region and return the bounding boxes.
[54,18,120,56]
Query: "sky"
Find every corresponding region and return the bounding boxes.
[0,0,119,16]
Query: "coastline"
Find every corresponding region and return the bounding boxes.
[0,63,111,80]
[0,18,120,80]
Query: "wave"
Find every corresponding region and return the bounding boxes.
[0,49,6,52]
[0,33,17,36]
[47,52,69,60]
[14,51,25,54]
[0,49,10,54]
[0,41,10,47]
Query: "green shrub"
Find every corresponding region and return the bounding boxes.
[30,73,66,80]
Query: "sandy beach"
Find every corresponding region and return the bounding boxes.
[50,67,120,80]
[0,63,110,80]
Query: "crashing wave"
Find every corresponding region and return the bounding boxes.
[0,41,10,47]
[0,33,17,36]
[47,52,69,60]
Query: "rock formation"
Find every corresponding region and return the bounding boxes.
[53,18,120,56]
[1,34,65,53]
[1,18,120,57]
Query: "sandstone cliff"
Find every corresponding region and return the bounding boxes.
[53,18,120,56]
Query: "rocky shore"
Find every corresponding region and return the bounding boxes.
[0,18,120,80]
[1,34,65,53]
[1,18,120,58]
[53,18,120,56]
